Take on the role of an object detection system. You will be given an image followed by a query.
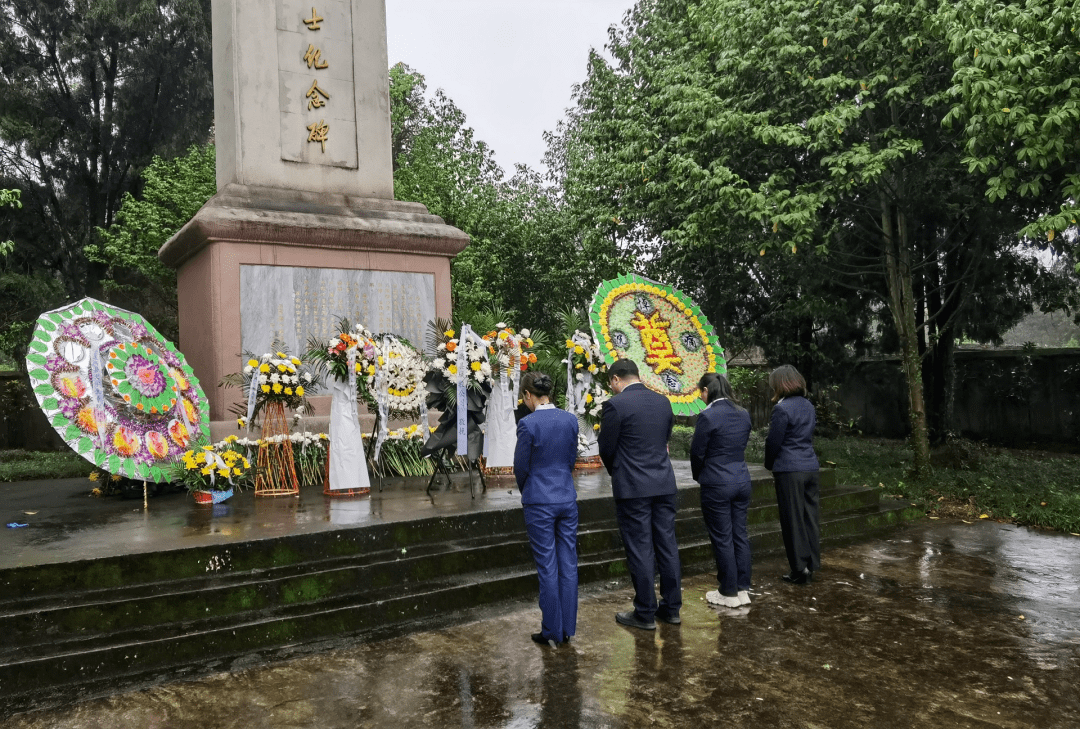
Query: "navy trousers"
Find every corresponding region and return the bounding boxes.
[614,493,682,621]
[523,501,579,642]
[700,480,752,596]
[773,471,821,573]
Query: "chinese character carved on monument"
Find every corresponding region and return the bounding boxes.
[304,44,328,69]
[307,119,330,152]
[303,7,323,30]
[630,310,684,375]
[306,80,330,110]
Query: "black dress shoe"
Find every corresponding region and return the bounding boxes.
[531,632,558,648]
[781,567,813,585]
[654,609,682,625]
[615,611,656,630]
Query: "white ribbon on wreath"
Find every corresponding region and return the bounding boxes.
[456,324,490,457]
[373,335,391,461]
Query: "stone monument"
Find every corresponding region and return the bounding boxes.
[159,0,469,420]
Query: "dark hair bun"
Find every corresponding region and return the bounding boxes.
[531,373,553,395]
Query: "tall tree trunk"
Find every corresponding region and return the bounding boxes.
[881,192,931,475]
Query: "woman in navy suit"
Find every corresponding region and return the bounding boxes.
[514,371,580,648]
[691,373,753,609]
[764,365,820,585]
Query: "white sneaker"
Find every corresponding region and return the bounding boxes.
[737,591,751,606]
[706,590,742,608]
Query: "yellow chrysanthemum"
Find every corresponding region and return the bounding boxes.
[574,345,584,354]
[593,423,601,431]
[296,386,304,397]
[200,466,213,476]
[262,385,271,393]
[277,364,286,373]
[284,387,293,395]
[259,363,270,373]
[290,357,300,365]
[498,331,509,340]
[585,393,594,403]
[247,359,258,368]
[218,467,230,477]
[367,365,375,375]
[233,468,242,476]
[272,383,283,394]
[276,351,286,358]
[470,361,481,371]
[448,364,458,374]
[444,329,455,338]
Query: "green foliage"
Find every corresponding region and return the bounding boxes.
[389,64,621,331]
[0,271,66,368]
[89,144,216,341]
[936,0,1080,242]
[0,189,19,257]
[0,0,213,299]
[817,436,1080,534]
[0,449,88,483]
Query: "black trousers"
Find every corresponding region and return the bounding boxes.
[773,471,821,573]
[614,493,682,620]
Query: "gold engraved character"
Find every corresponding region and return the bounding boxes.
[306,80,330,110]
[630,310,684,375]
[303,7,323,30]
[304,44,328,69]
[307,119,329,152]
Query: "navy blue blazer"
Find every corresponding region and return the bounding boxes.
[764,396,820,473]
[514,405,580,504]
[597,382,677,500]
[690,399,752,485]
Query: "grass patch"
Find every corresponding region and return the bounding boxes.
[0,449,90,482]
[816,437,1080,534]
[671,427,1080,533]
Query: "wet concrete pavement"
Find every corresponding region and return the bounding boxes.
[9,519,1079,729]
[1,461,731,568]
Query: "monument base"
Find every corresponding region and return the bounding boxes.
[159,184,470,420]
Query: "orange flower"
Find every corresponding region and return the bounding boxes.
[520,362,528,371]
[445,341,457,352]
[145,431,169,459]
[75,407,98,434]
[528,353,537,363]
[113,426,140,457]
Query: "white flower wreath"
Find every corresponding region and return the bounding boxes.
[369,336,428,416]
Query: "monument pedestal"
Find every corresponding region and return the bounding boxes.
[160,184,469,419]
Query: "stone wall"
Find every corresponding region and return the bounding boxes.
[837,349,1080,444]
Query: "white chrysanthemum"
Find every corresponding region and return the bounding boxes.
[576,373,585,381]
[520,328,530,338]
[480,361,491,375]
[259,374,268,384]
[495,322,507,329]
[243,365,254,374]
[438,342,446,351]
[329,338,340,348]
[445,351,456,361]
[270,373,280,384]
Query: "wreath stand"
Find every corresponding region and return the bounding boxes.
[426,449,486,499]
[255,401,299,497]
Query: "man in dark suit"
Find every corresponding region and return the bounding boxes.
[598,358,682,630]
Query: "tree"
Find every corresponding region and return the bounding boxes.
[89,144,216,340]
[390,64,621,331]
[0,188,18,257]
[936,0,1080,246]
[560,0,1076,471]
[0,0,213,299]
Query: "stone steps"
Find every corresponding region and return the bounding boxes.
[0,470,921,715]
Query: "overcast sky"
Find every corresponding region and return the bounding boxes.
[385,1,637,175]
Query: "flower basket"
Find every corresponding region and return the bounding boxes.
[255,401,300,497]
[193,487,234,505]
[574,455,604,470]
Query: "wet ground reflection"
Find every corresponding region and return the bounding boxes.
[9,520,1080,728]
